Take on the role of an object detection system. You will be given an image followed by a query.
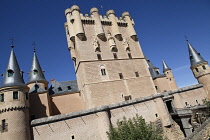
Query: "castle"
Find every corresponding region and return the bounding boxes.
[0,5,210,140]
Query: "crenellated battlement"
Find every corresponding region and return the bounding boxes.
[65,5,137,41]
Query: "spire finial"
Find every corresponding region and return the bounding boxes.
[32,42,36,52]
[9,37,15,48]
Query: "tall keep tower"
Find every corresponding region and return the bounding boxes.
[187,41,210,99]
[64,6,156,109]
[0,46,30,140]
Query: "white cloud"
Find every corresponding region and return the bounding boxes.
[173,64,190,72]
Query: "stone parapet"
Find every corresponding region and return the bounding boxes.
[32,84,203,126]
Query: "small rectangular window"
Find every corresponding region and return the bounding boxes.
[97,54,102,60]
[128,53,132,59]
[135,72,139,77]
[113,53,118,59]
[13,92,18,99]
[156,70,159,74]
[202,65,206,70]
[2,119,7,132]
[25,92,28,100]
[101,69,106,76]
[124,95,132,101]
[119,73,123,79]
[71,135,75,139]
[0,94,4,102]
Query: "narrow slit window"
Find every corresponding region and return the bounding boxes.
[119,73,123,79]
[71,135,75,140]
[155,113,158,117]
[97,54,102,60]
[128,53,132,59]
[202,65,206,70]
[13,91,18,99]
[0,94,4,102]
[155,86,158,90]
[7,69,14,77]
[26,92,28,100]
[135,72,139,77]
[113,53,118,59]
[156,70,160,74]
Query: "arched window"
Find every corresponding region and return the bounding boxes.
[7,69,14,77]
[33,70,38,75]
[100,65,106,76]
[111,47,118,52]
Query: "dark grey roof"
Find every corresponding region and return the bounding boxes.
[188,42,207,67]
[29,83,47,93]
[162,59,171,72]
[1,48,25,88]
[49,80,79,95]
[28,52,46,84]
[145,56,165,79]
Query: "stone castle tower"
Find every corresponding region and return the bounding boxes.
[0,5,210,140]
[64,5,158,109]
[0,46,30,140]
[187,41,210,99]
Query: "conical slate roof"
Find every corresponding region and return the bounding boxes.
[162,59,171,72]
[145,56,165,79]
[28,52,46,83]
[188,42,206,67]
[1,47,25,88]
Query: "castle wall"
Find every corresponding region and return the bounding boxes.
[173,86,207,108]
[50,92,84,115]
[32,97,184,140]
[29,92,51,119]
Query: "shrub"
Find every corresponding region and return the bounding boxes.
[107,114,164,140]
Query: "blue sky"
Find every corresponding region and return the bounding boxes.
[0,0,210,87]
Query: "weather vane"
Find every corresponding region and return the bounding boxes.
[184,35,188,42]
[32,41,36,52]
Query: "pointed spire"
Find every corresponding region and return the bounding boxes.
[162,59,171,72]
[145,56,165,79]
[187,40,206,67]
[1,46,25,88]
[28,49,46,84]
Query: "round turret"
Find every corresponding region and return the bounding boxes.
[90,7,98,15]
[70,5,80,12]
[106,10,115,16]
[122,12,130,18]
[65,8,71,16]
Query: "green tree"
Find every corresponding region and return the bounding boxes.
[107,115,164,140]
